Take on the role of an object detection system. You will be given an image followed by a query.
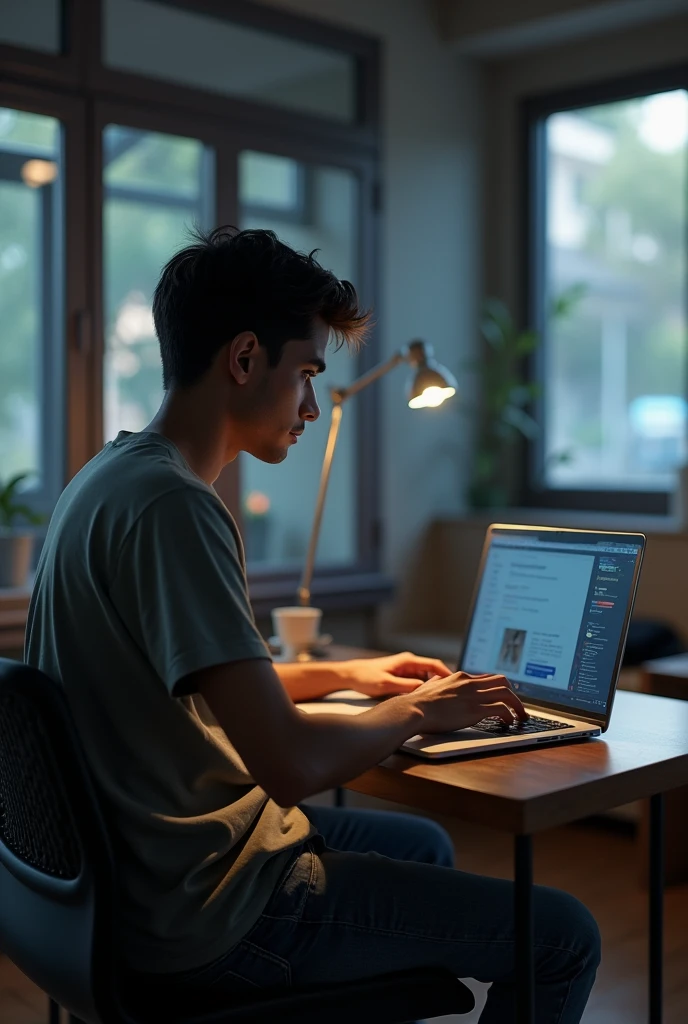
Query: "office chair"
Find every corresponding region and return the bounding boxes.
[0,658,475,1023]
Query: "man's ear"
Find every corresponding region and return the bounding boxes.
[228,331,261,384]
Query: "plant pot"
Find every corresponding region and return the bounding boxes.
[0,532,35,589]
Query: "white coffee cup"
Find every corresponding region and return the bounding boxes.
[271,606,322,659]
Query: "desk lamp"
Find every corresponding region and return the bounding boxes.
[297,339,457,607]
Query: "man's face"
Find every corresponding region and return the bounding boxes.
[235,317,328,464]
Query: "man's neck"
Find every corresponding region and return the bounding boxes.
[144,389,236,485]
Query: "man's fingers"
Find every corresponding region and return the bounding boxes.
[383,675,423,693]
[476,683,528,719]
[392,653,452,678]
[482,701,516,724]
[421,658,453,678]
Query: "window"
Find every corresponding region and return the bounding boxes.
[0,0,380,605]
[0,0,61,54]
[528,81,688,512]
[103,0,357,123]
[103,126,213,438]
[239,151,359,569]
[0,106,63,510]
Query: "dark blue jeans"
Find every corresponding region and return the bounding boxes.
[132,806,600,1023]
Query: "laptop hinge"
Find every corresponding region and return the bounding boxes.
[525,698,603,728]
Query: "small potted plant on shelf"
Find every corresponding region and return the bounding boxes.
[0,473,44,589]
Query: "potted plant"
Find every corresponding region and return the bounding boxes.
[0,473,44,589]
[467,287,584,509]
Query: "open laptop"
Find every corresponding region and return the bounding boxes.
[298,525,645,760]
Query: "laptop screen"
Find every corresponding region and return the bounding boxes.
[460,527,644,716]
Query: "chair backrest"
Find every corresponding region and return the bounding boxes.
[0,658,122,1024]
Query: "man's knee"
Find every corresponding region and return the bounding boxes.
[537,887,601,976]
[575,898,602,970]
[411,816,455,867]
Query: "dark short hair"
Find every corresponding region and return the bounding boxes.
[153,226,371,388]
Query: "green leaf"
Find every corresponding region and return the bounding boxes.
[508,384,534,407]
[482,298,512,334]
[3,503,44,526]
[0,471,43,527]
[501,405,540,440]
[545,448,575,466]
[480,315,506,349]
[1,472,31,502]
[480,298,514,349]
[474,450,497,480]
[514,330,539,356]
[550,282,587,320]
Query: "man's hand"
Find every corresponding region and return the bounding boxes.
[398,671,528,733]
[340,652,453,698]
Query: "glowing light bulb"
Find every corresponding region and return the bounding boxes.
[408,385,456,410]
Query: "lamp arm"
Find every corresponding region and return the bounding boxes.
[297,347,410,606]
[297,403,344,606]
[332,347,408,404]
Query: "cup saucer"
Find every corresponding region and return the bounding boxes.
[268,634,333,659]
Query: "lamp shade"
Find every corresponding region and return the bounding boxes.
[406,341,457,409]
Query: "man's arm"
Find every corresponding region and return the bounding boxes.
[274,651,455,702]
[194,658,525,807]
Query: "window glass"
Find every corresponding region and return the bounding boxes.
[0,106,62,504]
[239,151,359,568]
[0,0,61,54]
[543,90,688,492]
[103,125,213,438]
[104,0,356,123]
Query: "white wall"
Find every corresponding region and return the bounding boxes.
[257,0,484,626]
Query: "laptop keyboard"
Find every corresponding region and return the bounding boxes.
[472,714,575,735]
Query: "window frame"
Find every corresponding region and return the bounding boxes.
[0,78,88,513]
[521,62,688,515]
[0,0,387,609]
[87,0,380,150]
[0,149,62,511]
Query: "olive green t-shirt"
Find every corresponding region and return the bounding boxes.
[25,431,313,973]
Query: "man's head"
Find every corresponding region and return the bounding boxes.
[152,227,370,463]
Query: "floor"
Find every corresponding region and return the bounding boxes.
[2,808,687,1023]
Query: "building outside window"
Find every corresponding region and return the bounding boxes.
[528,82,688,512]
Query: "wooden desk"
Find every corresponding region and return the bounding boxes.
[639,654,688,886]
[322,649,688,1024]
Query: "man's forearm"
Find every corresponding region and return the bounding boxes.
[283,695,423,804]
[275,660,357,702]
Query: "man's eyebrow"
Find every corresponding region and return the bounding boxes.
[306,357,327,374]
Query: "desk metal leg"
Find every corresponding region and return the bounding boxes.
[335,786,346,807]
[48,999,60,1024]
[515,833,534,1024]
[649,792,664,1024]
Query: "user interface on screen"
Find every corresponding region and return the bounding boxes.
[461,530,643,715]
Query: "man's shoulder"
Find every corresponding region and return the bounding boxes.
[53,432,236,553]
[67,432,209,510]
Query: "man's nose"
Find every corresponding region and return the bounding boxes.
[301,390,321,422]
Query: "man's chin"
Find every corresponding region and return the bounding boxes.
[252,446,290,465]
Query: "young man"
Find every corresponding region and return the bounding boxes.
[26,228,599,1022]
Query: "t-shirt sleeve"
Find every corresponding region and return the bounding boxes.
[110,486,270,696]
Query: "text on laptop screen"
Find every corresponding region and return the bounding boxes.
[461,531,643,715]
